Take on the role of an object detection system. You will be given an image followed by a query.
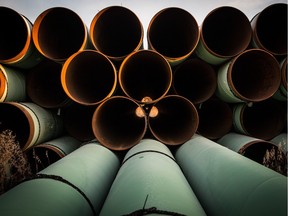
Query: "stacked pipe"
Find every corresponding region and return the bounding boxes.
[0,2,287,215]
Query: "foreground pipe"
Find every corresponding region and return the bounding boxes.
[100,139,206,215]
[27,59,71,108]
[172,58,216,104]
[26,135,81,173]
[196,96,232,140]
[0,142,120,216]
[148,95,198,145]
[147,7,199,66]
[273,57,287,101]
[32,7,90,62]
[92,96,147,151]
[175,134,287,216]
[0,7,43,68]
[0,102,63,151]
[232,99,286,140]
[0,64,26,102]
[216,49,281,103]
[119,49,172,104]
[195,6,252,65]
[90,6,143,64]
[61,50,117,106]
[250,3,287,56]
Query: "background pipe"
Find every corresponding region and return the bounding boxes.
[0,142,120,216]
[99,139,207,216]
[147,7,199,66]
[250,3,287,57]
[148,95,199,145]
[196,96,232,140]
[27,59,72,109]
[0,7,43,69]
[216,49,281,103]
[175,134,287,216]
[92,96,147,151]
[270,133,287,154]
[0,102,63,151]
[273,57,287,101]
[0,64,26,102]
[195,6,252,65]
[232,99,286,140]
[32,7,91,63]
[119,49,172,104]
[90,6,143,65]
[61,50,117,106]
[172,58,217,104]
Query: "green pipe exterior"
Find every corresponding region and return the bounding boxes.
[0,142,120,216]
[100,138,206,216]
[175,134,287,216]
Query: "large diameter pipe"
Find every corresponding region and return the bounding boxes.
[270,133,287,154]
[90,6,143,64]
[0,142,120,216]
[99,139,207,216]
[250,3,287,56]
[27,59,72,109]
[119,49,172,104]
[0,64,26,102]
[92,96,147,151]
[175,134,287,216]
[61,50,117,106]
[32,7,90,62]
[0,102,63,151]
[148,95,199,145]
[0,7,43,68]
[172,58,217,104]
[195,6,252,65]
[147,7,200,66]
[216,49,281,103]
[232,99,286,140]
[273,57,287,101]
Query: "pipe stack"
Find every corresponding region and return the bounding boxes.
[0,2,287,215]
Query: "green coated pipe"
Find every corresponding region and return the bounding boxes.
[175,134,287,216]
[270,133,287,154]
[99,138,206,216]
[0,142,120,216]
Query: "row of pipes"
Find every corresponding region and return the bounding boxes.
[0,2,287,215]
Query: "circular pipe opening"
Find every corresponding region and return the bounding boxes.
[119,50,172,104]
[61,50,117,105]
[148,95,199,145]
[92,96,147,151]
[173,58,217,104]
[90,6,143,61]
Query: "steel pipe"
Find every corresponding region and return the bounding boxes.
[175,134,287,216]
[61,50,117,106]
[100,139,206,215]
[273,57,287,101]
[172,58,217,104]
[32,7,90,62]
[119,49,172,104]
[195,6,252,65]
[0,7,43,68]
[92,96,147,151]
[148,95,199,145]
[270,133,287,154]
[216,49,281,103]
[147,7,200,66]
[90,6,143,64]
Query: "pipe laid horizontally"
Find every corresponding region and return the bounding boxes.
[273,57,287,101]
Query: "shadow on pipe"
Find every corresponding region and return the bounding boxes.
[0,7,43,68]
[92,96,147,151]
[90,6,143,65]
[61,50,117,106]
[119,49,172,104]
[195,6,252,65]
[32,7,90,62]
[250,3,287,56]
[148,95,199,145]
[172,58,217,104]
[216,48,281,103]
[147,7,199,66]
